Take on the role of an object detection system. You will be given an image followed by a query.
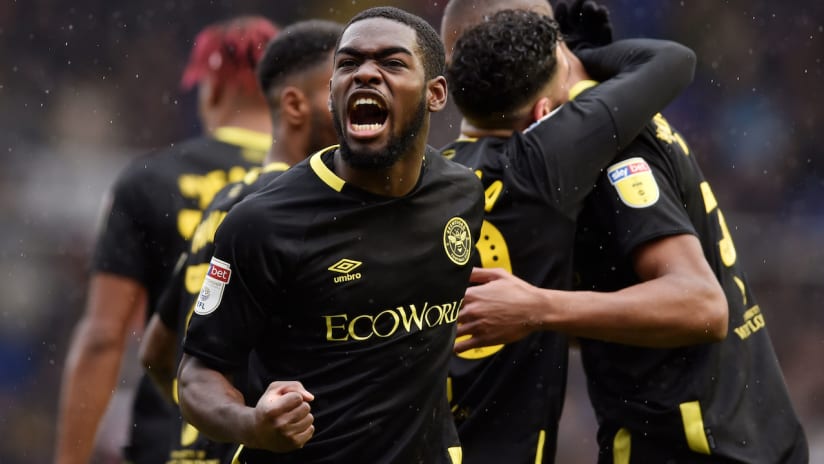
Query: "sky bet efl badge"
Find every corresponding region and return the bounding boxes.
[194,257,231,315]
[607,157,660,208]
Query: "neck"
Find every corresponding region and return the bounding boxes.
[202,89,272,135]
[332,141,427,197]
[266,124,310,167]
[460,119,515,139]
[563,47,591,89]
[206,107,271,135]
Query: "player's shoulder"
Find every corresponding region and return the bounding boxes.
[614,116,686,169]
[441,136,506,164]
[213,190,274,242]
[427,146,481,187]
[114,136,214,185]
[218,157,317,232]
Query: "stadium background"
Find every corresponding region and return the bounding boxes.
[1,0,821,462]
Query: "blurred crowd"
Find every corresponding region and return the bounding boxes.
[1,0,821,462]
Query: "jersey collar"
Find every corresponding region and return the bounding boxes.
[212,126,272,152]
[568,80,599,100]
[309,145,344,192]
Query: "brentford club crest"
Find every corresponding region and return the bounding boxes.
[443,217,472,266]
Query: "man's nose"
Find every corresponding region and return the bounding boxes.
[354,61,382,86]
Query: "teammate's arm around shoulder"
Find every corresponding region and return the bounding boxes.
[177,354,316,452]
[455,233,727,352]
[575,38,696,149]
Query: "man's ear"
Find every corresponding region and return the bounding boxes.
[531,96,552,123]
[426,76,448,112]
[280,87,307,126]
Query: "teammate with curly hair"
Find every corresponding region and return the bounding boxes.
[440,2,696,462]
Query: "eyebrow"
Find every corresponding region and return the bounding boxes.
[336,46,414,60]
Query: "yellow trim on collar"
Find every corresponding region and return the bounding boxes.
[309,145,344,192]
[231,445,243,464]
[262,161,290,173]
[212,126,272,152]
[569,79,599,100]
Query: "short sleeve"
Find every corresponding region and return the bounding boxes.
[512,39,696,219]
[156,252,188,331]
[587,136,697,256]
[182,202,281,372]
[91,168,154,283]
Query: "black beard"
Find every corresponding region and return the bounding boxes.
[332,97,427,170]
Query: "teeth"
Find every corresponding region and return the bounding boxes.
[351,123,384,132]
[353,97,384,109]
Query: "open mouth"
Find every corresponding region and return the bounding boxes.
[348,96,388,135]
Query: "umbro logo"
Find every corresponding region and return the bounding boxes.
[328,258,363,284]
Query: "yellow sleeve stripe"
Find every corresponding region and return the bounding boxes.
[680,401,712,455]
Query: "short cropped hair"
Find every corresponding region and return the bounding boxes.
[447,9,561,124]
[257,20,343,96]
[343,7,445,81]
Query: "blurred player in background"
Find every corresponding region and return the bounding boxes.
[138,19,343,463]
[55,16,279,464]
[440,0,696,462]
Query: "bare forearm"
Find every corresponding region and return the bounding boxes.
[144,361,176,405]
[55,321,126,464]
[541,274,726,347]
[139,316,178,404]
[178,356,257,446]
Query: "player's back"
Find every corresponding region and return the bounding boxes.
[94,128,268,461]
[95,131,268,311]
[574,115,808,462]
[445,133,574,463]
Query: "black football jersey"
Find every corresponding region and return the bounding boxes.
[155,162,289,463]
[443,39,697,464]
[574,114,808,463]
[92,127,269,463]
[183,146,484,464]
